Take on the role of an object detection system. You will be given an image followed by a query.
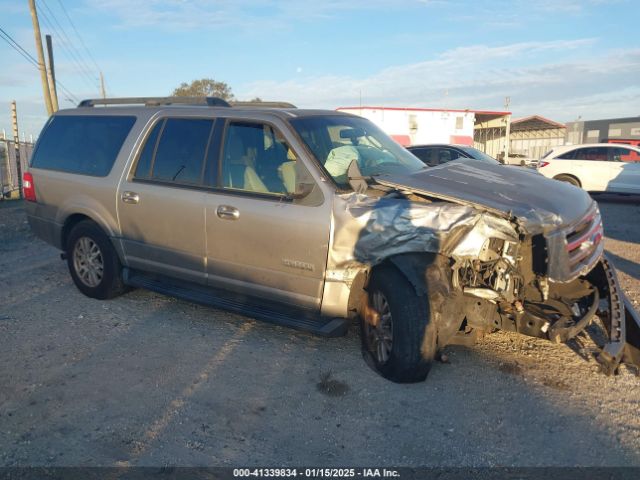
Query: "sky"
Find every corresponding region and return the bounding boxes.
[0,0,639,139]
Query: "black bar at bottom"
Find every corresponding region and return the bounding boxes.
[1,467,640,480]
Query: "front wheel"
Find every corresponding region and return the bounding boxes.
[360,266,438,383]
[66,220,127,300]
[554,174,581,187]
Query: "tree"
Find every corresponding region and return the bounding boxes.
[172,78,235,101]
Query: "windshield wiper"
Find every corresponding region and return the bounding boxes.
[172,165,186,181]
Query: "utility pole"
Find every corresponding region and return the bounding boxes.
[100,71,107,99]
[28,0,54,116]
[45,34,59,111]
[503,96,511,162]
[11,101,22,199]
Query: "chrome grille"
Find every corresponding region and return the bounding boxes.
[565,208,603,276]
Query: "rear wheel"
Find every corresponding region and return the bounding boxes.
[554,174,581,187]
[66,220,127,299]
[360,266,438,383]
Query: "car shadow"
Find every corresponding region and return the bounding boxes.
[593,194,640,245]
[592,192,640,205]
[604,250,640,283]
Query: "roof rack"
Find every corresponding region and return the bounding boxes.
[230,101,297,108]
[78,96,231,108]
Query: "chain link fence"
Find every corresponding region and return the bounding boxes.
[0,140,33,198]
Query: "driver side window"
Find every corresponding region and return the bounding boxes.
[610,147,639,162]
[221,122,299,195]
[439,148,462,164]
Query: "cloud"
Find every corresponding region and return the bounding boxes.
[528,0,626,13]
[85,0,442,30]
[238,40,640,121]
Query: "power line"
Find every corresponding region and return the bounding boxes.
[36,9,96,87]
[0,24,80,105]
[38,0,96,77]
[55,81,79,105]
[54,0,110,96]
[35,1,99,92]
[36,1,100,93]
[56,0,102,74]
[0,26,40,67]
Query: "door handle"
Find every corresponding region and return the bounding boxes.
[121,191,140,204]
[217,205,239,220]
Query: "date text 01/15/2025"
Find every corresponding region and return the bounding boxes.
[232,468,400,478]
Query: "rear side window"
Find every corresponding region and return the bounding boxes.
[557,149,576,160]
[572,147,608,161]
[134,120,163,179]
[31,115,135,176]
[134,118,214,185]
[153,119,213,184]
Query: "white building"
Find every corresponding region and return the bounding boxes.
[337,106,512,158]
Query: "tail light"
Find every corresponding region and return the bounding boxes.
[23,172,36,202]
[538,161,549,168]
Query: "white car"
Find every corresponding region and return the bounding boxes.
[538,143,640,194]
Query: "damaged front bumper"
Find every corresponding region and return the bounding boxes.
[589,256,640,374]
[515,254,640,375]
[499,255,640,375]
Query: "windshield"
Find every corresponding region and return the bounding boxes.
[459,146,500,164]
[290,115,425,188]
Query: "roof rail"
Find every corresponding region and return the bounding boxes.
[231,101,297,108]
[78,97,231,108]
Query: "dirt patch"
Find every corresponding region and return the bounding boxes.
[540,377,570,391]
[497,361,523,376]
[316,371,350,397]
[2,199,640,467]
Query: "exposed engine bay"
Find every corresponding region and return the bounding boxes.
[328,184,640,375]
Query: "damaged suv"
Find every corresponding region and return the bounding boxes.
[25,97,640,383]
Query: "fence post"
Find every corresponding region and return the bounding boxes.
[11,101,23,199]
[0,140,5,199]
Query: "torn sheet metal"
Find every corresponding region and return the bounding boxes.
[373,160,594,235]
[328,192,519,274]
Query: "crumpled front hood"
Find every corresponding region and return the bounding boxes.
[375,160,595,233]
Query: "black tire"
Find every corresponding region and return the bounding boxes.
[554,174,580,187]
[66,220,126,300]
[360,265,439,383]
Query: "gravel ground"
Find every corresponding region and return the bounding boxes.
[0,196,639,467]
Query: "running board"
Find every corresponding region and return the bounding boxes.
[122,268,348,337]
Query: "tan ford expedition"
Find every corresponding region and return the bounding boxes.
[24,97,640,382]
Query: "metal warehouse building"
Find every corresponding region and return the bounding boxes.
[565,116,640,146]
[509,115,566,160]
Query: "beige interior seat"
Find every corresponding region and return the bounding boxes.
[279,161,297,193]
[224,133,269,193]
